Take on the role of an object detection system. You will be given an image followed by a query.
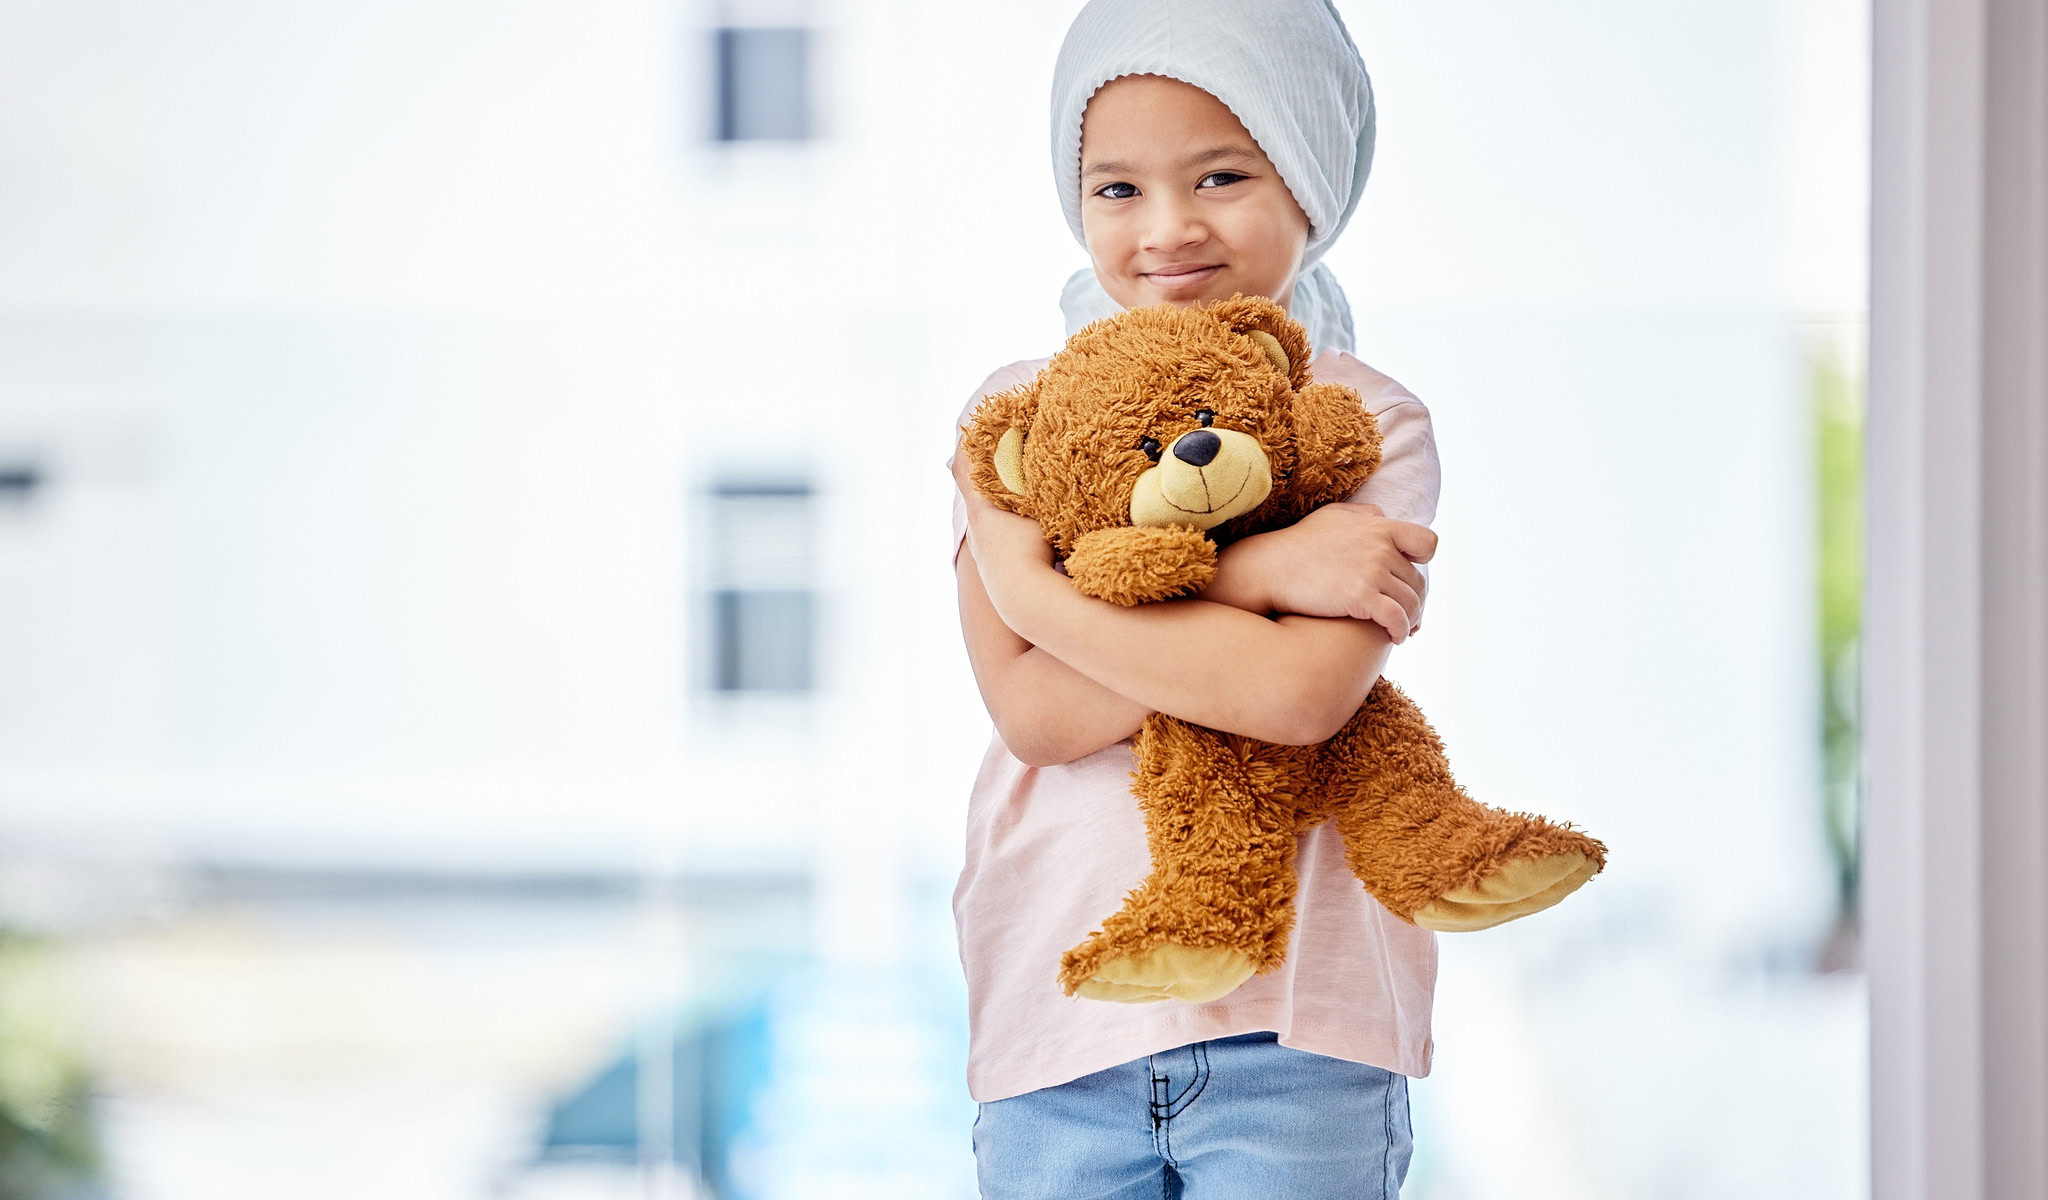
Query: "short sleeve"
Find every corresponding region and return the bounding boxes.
[1346,397,1442,626]
[947,359,1043,567]
[1346,399,1441,528]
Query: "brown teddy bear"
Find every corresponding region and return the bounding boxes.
[960,293,1608,1004]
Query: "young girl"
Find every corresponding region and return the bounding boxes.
[946,2,1440,1194]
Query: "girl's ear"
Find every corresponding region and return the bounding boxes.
[1205,293,1314,391]
[959,382,1041,518]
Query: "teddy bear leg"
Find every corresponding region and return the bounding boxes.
[1323,679,1607,932]
[1060,719,1307,1004]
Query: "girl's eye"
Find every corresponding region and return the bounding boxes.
[1093,173,1243,201]
[1138,436,1162,462]
[1195,409,1215,427]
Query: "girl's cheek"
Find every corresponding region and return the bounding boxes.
[1087,229,1132,262]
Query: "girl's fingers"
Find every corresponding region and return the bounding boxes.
[1390,520,1439,563]
[950,444,988,503]
[1380,577,1423,628]
[1372,596,1411,643]
[953,454,1005,520]
[1388,557,1425,596]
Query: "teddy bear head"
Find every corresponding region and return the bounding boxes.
[960,294,1382,605]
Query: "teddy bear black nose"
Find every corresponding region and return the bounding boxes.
[1173,430,1222,467]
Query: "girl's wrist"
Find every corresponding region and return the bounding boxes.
[1208,529,1288,614]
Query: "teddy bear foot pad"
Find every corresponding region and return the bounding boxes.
[1071,943,1258,1005]
[1411,850,1599,933]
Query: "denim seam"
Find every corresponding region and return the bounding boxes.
[1159,1044,1199,1110]
[1164,1041,1211,1119]
[1381,1068,1395,1198]
[1150,1067,1171,1164]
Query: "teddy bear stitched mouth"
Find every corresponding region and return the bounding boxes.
[1164,465,1254,516]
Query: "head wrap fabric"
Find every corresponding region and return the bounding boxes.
[1050,0,1376,355]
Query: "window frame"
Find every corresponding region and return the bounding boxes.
[1866,0,2048,1194]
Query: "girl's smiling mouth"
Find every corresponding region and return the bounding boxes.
[1144,264,1223,292]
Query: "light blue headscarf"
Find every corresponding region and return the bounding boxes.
[1050,0,1376,355]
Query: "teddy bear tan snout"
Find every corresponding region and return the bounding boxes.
[1129,429,1275,531]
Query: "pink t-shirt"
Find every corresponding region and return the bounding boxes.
[945,347,1443,1103]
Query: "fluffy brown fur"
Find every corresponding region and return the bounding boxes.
[963,294,1608,1004]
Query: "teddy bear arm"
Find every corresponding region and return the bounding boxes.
[1064,526,1218,605]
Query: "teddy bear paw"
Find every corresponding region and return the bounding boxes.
[1411,850,1600,932]
[1070,942,1258,1005]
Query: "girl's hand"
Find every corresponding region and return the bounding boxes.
[953,445,1056,609]
[1236,502,1437,643]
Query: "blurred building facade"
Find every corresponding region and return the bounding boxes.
[0,1,1869,1198]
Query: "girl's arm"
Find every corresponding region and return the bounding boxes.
[956,516,1421,765]
[964,489,1397,747]
[957,539,1153,766]
[952,430,1430,763]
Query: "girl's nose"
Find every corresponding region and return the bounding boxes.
[1141,196,1207,252]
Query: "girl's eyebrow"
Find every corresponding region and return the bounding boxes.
[1082,144,1260,182]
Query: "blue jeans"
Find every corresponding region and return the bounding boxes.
[971,1031,1413,1198]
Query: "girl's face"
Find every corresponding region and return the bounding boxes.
[1079,74,1312,314]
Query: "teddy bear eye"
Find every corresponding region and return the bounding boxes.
[1138,436,1162,462]
[1195,409,1215,427]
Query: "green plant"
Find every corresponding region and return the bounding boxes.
[1810,328,1865,971]
[0,926,105,1197]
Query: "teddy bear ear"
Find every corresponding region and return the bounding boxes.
[1204,293,1313,388]
[990,428,1026,494]
[1246,331,1291,376]
[959,382,1041,514]
[1275,380,1383,519]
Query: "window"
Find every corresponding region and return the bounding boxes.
[0,460,43,509]
[701,479,815,693]
[712,26,812,142]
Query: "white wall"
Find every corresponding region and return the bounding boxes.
[0,0,1861,951]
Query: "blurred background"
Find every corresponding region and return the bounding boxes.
[0,0,1869,1196]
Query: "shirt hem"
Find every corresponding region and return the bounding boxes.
[966,998,1433,1102]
